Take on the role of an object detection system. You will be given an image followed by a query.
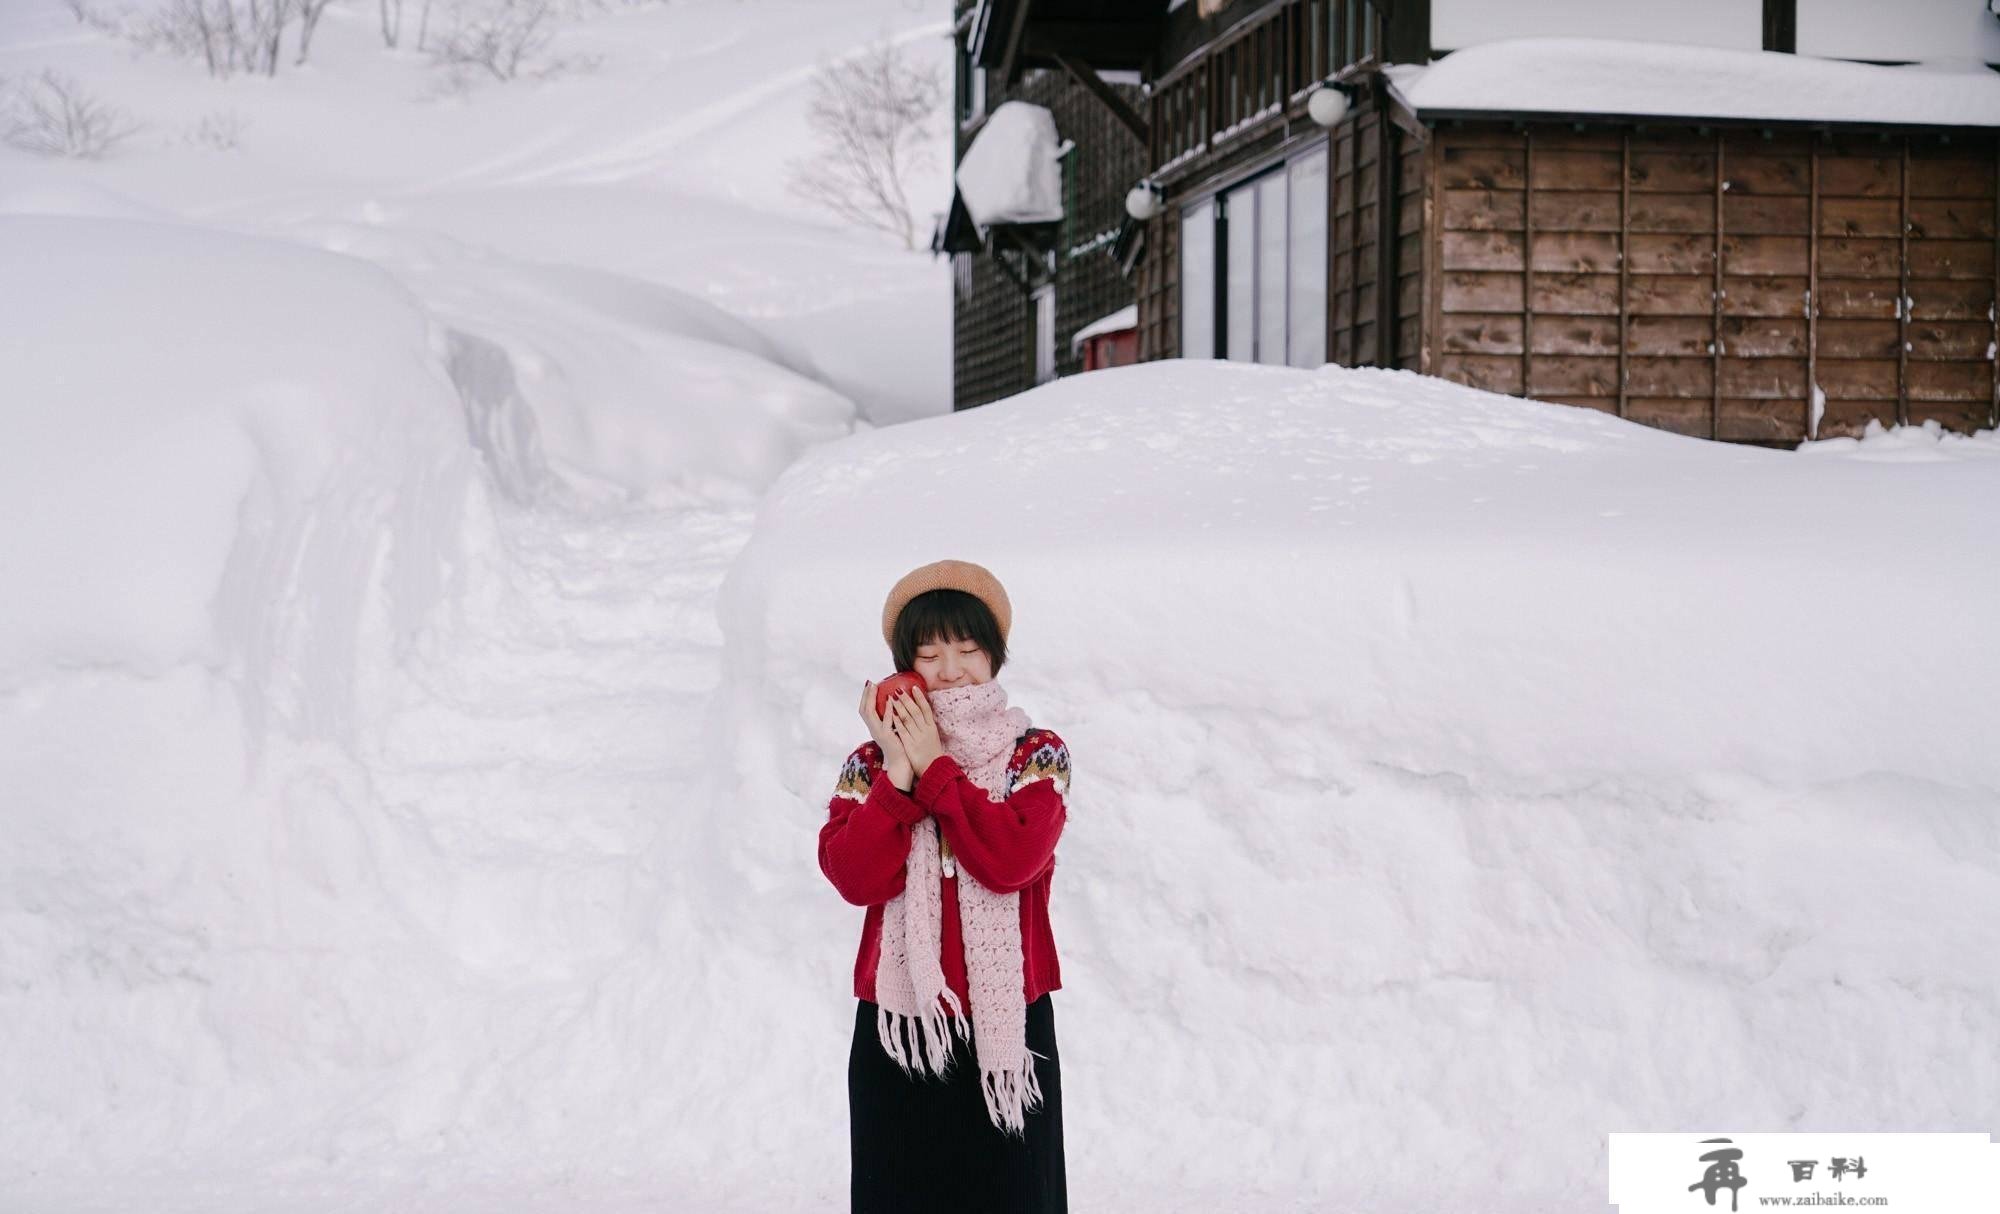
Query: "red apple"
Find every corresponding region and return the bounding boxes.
[873,671,929,718]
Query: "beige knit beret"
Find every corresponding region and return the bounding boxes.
[880,558,1013,648]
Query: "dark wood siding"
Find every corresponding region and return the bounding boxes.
[1136,198,1181,361]
[952,253,1035,408]
[1426,122,2000,442]
[1329,106,1372,365]
[950,65,1147,410]
[1395,115,1426,370]
[1328,96,1423,368]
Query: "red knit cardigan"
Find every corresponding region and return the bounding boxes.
[818,728,1070,1009]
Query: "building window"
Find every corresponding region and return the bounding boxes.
[1180,197,1216,359]
[1226,168,1285,364]
[1032,284,1056,384]
[1179,146,1329,367]
[1254,172,1286,362]
[1223,175,1261,359]
[1286,145,1328,368]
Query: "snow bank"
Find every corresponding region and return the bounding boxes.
[0,208,800,1210]
[1,0,960,1206]
[0,0,954,431]
[1389,36,2000,126]
[288,215,861,501]
[1793,415,2000,462]
[0,211,490,1179]
[955,100,1066,229]
[0,214,476,714]
[718,359,2000,1211]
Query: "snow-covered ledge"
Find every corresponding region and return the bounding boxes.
[1387,35,2000,127]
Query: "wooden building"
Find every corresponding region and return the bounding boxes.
[937,4,1152,407]
[941,0,2000,443]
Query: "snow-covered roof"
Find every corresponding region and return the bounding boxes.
[1070,304,1137,352]
[1384,37,2000,128]
[955,101,1066,230]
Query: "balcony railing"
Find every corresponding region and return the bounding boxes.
[1151,0,1381,175]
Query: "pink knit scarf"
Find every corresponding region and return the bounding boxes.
[872,678,1047,1138]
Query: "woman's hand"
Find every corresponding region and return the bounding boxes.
[888,688,944,778]
[860,681,915,790]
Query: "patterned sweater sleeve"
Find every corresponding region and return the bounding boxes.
[818,741,928,907]
[914,729,1070,894]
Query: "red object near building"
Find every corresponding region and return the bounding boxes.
[1072,304,1138,373]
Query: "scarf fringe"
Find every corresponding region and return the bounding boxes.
[980,1045,1048,1140]
[875,987,968,1078]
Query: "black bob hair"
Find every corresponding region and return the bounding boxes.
[890,589,1007,677]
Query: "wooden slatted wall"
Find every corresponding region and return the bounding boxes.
[1393,126,1425,370]
[1894,138,1997,434]
[1428,123,1998,443]
[952,66,1150,409]
[1331,107,1380,365]
[1136,202,1182,361]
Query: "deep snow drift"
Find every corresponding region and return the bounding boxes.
[719,358,2000,1210]
[6,236,1997,1212]
[0,0,954,433]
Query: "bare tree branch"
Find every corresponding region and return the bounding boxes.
[785,37,944,250]
[429,0,558,82]
[2,68,144,158]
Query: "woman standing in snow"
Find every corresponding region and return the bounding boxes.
[818,558,1071,1213]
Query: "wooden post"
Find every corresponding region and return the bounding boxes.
[1992,153,1999,430]
[1024,286,1036,386]
[1897,136,1910,427]
[1807,139,1820,440]
[1523,126,1534,398]
[1618,130,1630,419]
[1348,119,1362,364]
[997,0,1029,88]
[1330,123,1342,369]
[1204,57,1213,155]
[1375,77,1398,366]
[1712,128,1725,441]
[1421,131,1441,376]
[1203,54,1215,155]
[1053,54,1148,147]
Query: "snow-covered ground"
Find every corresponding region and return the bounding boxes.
[4,2,1999,1211]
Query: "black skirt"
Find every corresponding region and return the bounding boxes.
[848,993,1067,1213]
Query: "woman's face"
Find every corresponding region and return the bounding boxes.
[913,634,992,691]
